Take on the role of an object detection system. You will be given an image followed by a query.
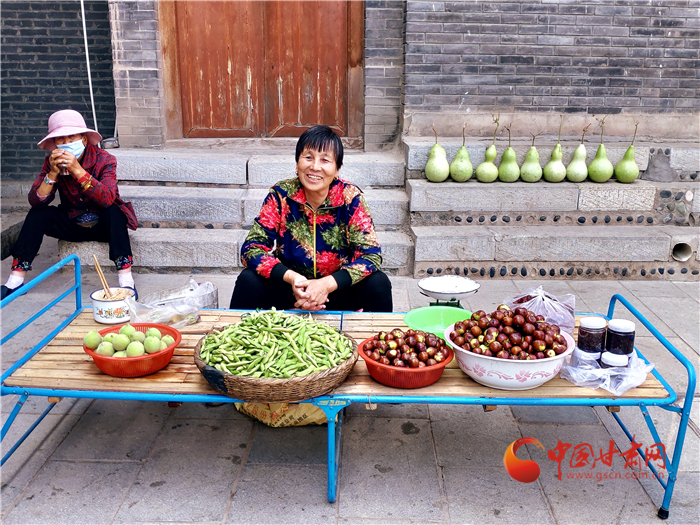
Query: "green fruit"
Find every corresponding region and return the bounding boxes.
[83,330,102,350]
[449,146,473,182]
[425,143,450,182]
[144,336,162,354]
[520,146,542,182]
[588,144,614,183]
[113,351,127,358]
[161,335,175,347]
[119,323,136,337]
[130,331,146,343]
[566,143,588,182]
[112,334,131,352]
[543,144,566,182]
[160,340,168,351]
[476,144,499,182]
[145,327,162,339]
[126,341,145,357]
[102,332,116,344]
[95,342,115,356]
[614,145,639,183]
[498,147,520,182]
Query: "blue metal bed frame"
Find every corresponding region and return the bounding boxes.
[1,256,695,519]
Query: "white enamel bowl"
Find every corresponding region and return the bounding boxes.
[444,324,575,391]
[90,287,135,324]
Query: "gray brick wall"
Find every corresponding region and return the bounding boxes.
[1,0,116,183]
[365,1,405,151]
[404,0,700,114]
[108,0,165,148]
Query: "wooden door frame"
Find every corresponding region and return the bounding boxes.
[159,1,364,144]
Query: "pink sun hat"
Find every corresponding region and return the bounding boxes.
[37,109,102,151]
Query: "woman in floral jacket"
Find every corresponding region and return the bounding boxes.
[230,125,392,312]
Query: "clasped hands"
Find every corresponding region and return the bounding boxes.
[284,270,338,311]
[47,149,86,181]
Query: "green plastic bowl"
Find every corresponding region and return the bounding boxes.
[403,306,473,338]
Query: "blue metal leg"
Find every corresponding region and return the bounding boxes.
[313,399,351,503]
[2,399,58,466]
[1,392,29,441]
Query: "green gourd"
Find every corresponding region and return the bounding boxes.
[614,120,640,183]
[449,124,473,182]
[566,124,590,182]
[588,115,613,183]
[476,112,500,183]
[520,132,543,182]
[425,124,450,182]
[543,116,566,182]
[498,124,520,182]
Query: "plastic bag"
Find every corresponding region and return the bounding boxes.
[234,402,327,427]
[560,349,654,397]
[126,279,218,328]
[504,286,576,335]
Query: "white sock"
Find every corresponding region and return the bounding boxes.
[118,272,135,289]
[5,274,24,289]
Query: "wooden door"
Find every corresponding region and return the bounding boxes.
[162,1,363,139]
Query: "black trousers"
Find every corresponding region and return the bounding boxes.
[12,205,132,266]
[229,268,393,312]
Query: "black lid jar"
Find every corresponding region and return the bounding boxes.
[600,351,629,369]
[577,317,607,354]
[605,319,635,356]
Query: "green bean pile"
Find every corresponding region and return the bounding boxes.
[199,310,354,378]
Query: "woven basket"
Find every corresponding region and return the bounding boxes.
[193,331,358,402]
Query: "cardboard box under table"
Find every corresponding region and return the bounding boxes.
[1,262,694,519]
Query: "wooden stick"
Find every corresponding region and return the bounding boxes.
[92,255,113,299]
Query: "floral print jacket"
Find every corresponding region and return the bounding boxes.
[241,178,382,290]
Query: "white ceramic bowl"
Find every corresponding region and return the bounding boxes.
[418,275,480,301]
[444,323,575,391]
[90,287,135,324]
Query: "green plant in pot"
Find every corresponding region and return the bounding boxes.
[425,124,450,183]
[614,119,640,183]
[450,123,473,182]
[544,115,567,182]
[520,131,544,182]
[476,111,500,183]
[566,124,591,182]
[498,123,520,182]
[588,114,614,183]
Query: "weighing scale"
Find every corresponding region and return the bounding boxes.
[417,275,480,309]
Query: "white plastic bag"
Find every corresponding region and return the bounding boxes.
[560,349,654,397]
[126,279,218,328]
[505,286,576,335]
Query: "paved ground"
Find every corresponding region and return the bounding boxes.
[1,238,698,525]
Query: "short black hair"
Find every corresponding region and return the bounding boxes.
[295,125,343,170]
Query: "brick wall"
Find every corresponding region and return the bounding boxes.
[364,1,405,151]
[108,0,165,148]
[404,0,700,115]
[1,0,116,183]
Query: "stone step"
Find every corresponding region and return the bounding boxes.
[119,186,409,228]
[1,212,25,260]
[411,224,699,279]
[112,148,405,188]
[58,229,414,274]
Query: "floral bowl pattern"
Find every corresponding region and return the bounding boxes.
[90,287,134,324]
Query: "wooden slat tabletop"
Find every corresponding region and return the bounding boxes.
[3,310,668,401]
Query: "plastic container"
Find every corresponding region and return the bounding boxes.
[359,338,453,389]
[600,351,629,369]
[83,323,182,378]
[606,319,636,356]
[403,306,472,338]
[577,316,607,354]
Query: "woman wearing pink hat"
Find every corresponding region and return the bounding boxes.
[2,109,138,300]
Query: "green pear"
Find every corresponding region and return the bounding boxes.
[112,333,131,352]
[425,125,450,182]
[615,145,639,183]
[95,342,115,357]
[520,147,542,182]
[498,147,520,182]
[144,336,162,354]
[160,340,168,351]
[83,330,102,350]
[113,351,127,358]
[126,341,145,357]
[588,144,614,183]
[566,143,588,182]
[161,335,175,347]
[130,331,146,343]
[543,144,566,182]
[145,327,162,339]
[119,323,136,337]
[102,332,116,344]
[476,144,499,182]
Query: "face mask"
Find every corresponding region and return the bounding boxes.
[57,139,85,159]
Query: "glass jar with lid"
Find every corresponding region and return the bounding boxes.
[577,316,607,359]
[605,319,636,356]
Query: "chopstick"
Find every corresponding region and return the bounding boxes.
[93,255,113,299]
